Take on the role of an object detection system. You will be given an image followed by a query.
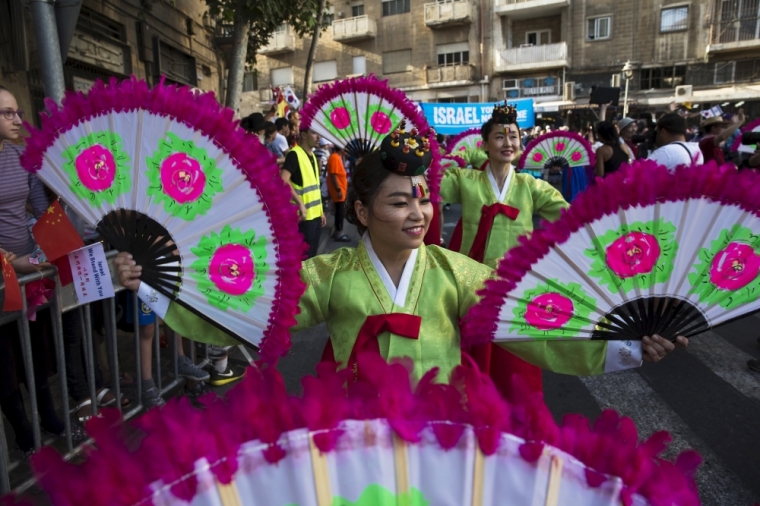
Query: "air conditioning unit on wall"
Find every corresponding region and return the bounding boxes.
[675,85,693,98]
[563,81,575,101]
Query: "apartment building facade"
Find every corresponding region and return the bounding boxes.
[249,0,760,120]
[0,0,223,126]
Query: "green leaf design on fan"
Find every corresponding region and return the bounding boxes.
[688,225,760,310]
[585,218,678,293]
[61,130,132,206]
[146,132,224,220]
[190,225,269,313]
[510,280,596,338]
[332,484,430,506]
[321,98,360,141]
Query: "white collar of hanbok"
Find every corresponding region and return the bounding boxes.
[486,163,514,202]
[363,233,418,308]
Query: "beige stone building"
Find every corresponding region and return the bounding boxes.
[0,0,223,126]
[248,0,760,122]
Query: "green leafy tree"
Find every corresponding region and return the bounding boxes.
[206,0,328,113]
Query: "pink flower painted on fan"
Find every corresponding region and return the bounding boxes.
[330,107,351,130]
[605,232,660,278]
[554,142,566,152]
[709,242,760,291]
[571,151,582,162]
[209,244,255,296]
[476,140,482,148]
[370,111,392,134]
[532,152,544,163]
[458,146,467,151]
[159,152,206,204]
[75,144,116,191]
[525,293,573,330]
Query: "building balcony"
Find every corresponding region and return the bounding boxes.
[258,31,296,55]
[494,0,569,19]
[707,19,760,54]
[424,1,472,28]
[426,64,475,85]
[493,42,568,73]
[213,23,234,50]
[332,15,376,42]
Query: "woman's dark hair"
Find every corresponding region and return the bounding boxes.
[345,150,392,236]
[480,118,502,145]
[596,121,619,143]
[264,121,277,138]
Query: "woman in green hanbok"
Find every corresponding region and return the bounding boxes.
[114,127,685,384]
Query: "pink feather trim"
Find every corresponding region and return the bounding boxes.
[518,130,596,170]
[442,154,467,168]
[19,77,305,362]
[28,356,699,506]
[445,127,481,155]
[460,160,749,346]
[730,117,760,152]
[300,74,444,202]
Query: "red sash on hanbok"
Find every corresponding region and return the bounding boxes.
[321,313,422,382]
[462,196,544,398]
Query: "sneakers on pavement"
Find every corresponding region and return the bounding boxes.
[178,356,211,381]
[209,362,247,387]
[143,387,166,409]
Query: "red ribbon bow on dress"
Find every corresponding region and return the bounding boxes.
[468,203,520,263]
[346,313,422,381]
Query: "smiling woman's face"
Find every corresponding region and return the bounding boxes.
[485,123,521,164]
[355,172,433,251]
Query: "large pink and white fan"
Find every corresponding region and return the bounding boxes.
[463,161,760,348]
[21,78,304,360]
[29,356,700,506]
[446,127,482,156]
[518,131,595,172]
[300,75,444,200]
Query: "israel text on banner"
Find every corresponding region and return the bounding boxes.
[420,99,535,135]
[67,242,115,304]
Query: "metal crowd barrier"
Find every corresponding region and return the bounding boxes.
[0,249,195,495]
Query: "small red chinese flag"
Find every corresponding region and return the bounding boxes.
[32,200,85,261]
[2,255,22,312]
[52,257,74,286]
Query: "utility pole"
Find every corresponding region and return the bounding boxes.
[29,0,67,103]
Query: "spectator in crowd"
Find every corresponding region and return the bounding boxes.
[264,122,285,166]
[699,109,745,165]
[0,85,82,455]
[240,112,267,143]
[618,117,639,159]
[281,128,326,258]
[647,113,704,171]
[594,121,632,177]
[744,148,760,170]
[273,118,291,156]
[327,145,350,242]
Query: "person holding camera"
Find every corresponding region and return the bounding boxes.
[698,109,745,165]
[646,113,703,171]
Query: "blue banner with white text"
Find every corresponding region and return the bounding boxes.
[420,99,535,135]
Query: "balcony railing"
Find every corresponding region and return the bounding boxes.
[258,31,296,55]
[424,1,472,28]
[494,0,569,18]
[494,42,568,73]
[707,17,760,53]
[426,64,475,84]
[332,15,377,42]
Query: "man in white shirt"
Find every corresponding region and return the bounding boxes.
[273,117,291,155]
[647,113,704,171]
